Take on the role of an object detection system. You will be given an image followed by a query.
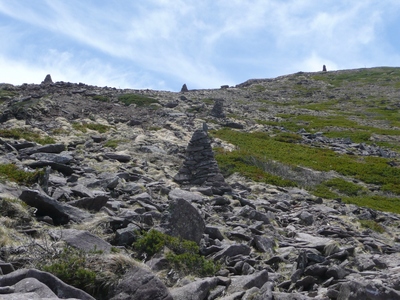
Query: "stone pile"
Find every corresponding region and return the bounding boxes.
[174,128,232,195]
[210,99,225,118]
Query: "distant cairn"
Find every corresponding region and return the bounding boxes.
[322,65,327,72]
[180,83,189,93]
[41,74,53,84]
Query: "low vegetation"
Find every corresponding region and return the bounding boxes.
[0,128,55,145]
[0,164,43,185]
[118,93,159,107]
[72,122,111,133]
[134,229,219,276]
[211,128,400,214]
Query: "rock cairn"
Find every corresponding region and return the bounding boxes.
[174,128,231,195]
[41,74,53,84]
[180,83,188,92]
[210,98,225,118]
[323,65,327,72]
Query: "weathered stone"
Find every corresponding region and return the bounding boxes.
[19,189,92,225]
[109,265,172,300]
[0,268,94,300]
[214,244,252,261]
[160,198,205,244]
[170,277,219,300]
[227,270,269,294]
[49,229,112,253]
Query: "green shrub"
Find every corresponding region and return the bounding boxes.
[118,93,159,107]
[0,164,43,185]
[133,229,219,276]
[0,128,55,145]
[42,247,97,295]
[134,229,165,257]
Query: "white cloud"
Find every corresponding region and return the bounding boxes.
[0,0,400,89]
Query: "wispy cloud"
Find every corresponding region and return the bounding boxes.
[0,0,400,90]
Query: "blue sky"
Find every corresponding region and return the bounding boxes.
[1,1,400,91]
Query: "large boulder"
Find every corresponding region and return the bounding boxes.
[160,198,205,244]
[109,265,172,300]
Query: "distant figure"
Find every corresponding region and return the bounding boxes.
[322,65,327,72]
[180,83,188,93]
[41,74,53,84]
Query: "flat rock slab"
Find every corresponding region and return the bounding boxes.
[295,232,335,250]
[49,229,112,253]
[168,189,204,203]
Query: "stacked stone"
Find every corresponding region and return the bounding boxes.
[210,99,225,118]
[174,128,231,194]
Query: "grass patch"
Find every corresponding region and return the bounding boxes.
[134,229,219,277]
[0,88,16,100]
[358,219,385,233]
[118,93,159,107]
[72,122,111,133]
[104,139,128,149]
[92,95,109,102]
[311,67,400,88]
[211,128,400,213]
[0,164,43,185]
[0,128,55,145]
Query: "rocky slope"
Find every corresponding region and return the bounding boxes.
[0,69,399,300]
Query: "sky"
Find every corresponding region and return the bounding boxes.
[0,1,400,91]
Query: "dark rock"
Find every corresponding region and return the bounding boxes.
[0,262,15,275]
[325,265,347,279]
[239,206,270,224]
[251,236,275,253]
[28,161,74,176]
[114,223,141,246]
[160,198,205,244]
[103,152,131,162]
[19,189,92,225]
[298,211,314,226]
[109,265,172,300]
[69,195,109,211]
[205,226,224,241]
[223,122,244,129]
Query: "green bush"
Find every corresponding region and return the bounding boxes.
[133,229,219,276]
[118,93,159,107]
[42,247,97,295]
